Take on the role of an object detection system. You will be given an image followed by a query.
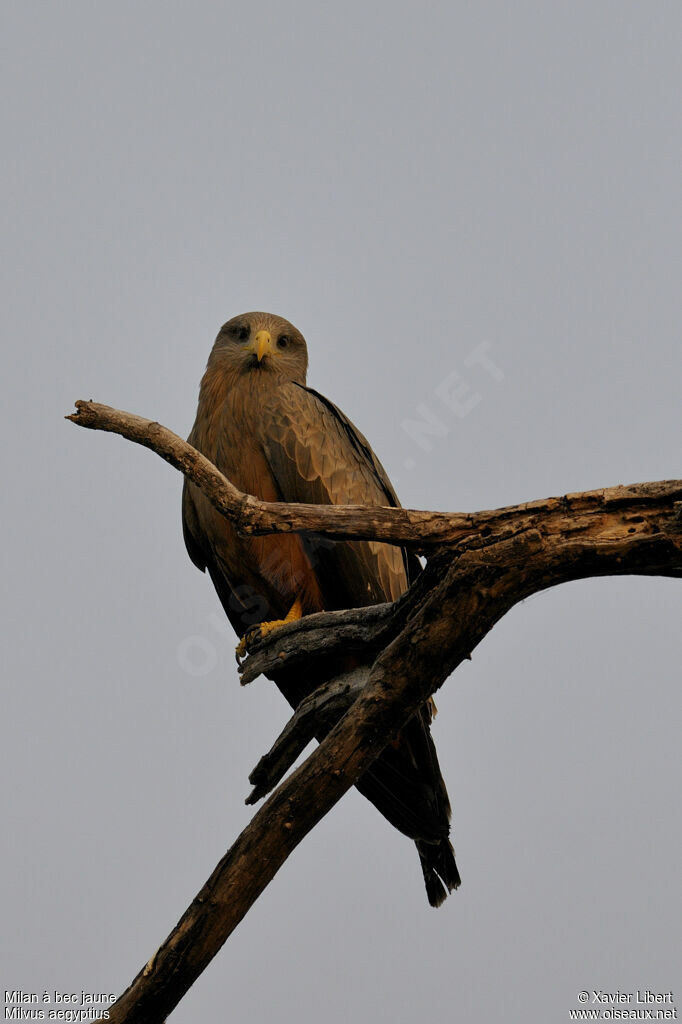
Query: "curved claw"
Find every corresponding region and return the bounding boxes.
[235,597,304,665]
[235,624,264,663]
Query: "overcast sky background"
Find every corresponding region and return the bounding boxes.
[2,3,680,1021]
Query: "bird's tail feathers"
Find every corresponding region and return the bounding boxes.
[417,838,461,908]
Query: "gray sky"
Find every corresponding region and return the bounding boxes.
[2,2,680,1021]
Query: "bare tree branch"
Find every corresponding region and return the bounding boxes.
[246,666,369,803]
[66,401,681,1024]
[67,399,682,548]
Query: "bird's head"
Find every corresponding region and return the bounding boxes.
[208,312,308,384]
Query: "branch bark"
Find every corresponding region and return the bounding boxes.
[246,666,370,803]
[66,400,681,1024]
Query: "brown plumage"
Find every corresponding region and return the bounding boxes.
[182,312,460,906]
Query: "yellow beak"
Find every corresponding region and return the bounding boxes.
[253,329,273,362]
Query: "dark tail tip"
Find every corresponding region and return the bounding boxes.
[417,838,461,908]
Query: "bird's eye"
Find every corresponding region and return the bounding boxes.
[224,322,250,342]
[277,334,291,349]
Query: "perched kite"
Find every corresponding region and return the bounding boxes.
[182,312,460,906]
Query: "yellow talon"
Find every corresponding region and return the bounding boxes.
[235,598,303,661]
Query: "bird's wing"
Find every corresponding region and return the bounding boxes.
[182,478,207,573]
[182,479,241,631]
[259,381,410,607]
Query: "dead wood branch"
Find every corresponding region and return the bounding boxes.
[236,603,395,684]
[67,400,682,549]
[246,666,370,803]
[66,400,681,1024]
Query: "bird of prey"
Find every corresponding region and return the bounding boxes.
[182,312,460,906]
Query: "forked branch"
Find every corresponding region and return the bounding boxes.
[66,400,682,1024]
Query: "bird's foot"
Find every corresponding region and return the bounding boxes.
[236,617,289,660]
[235,598,303,663]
